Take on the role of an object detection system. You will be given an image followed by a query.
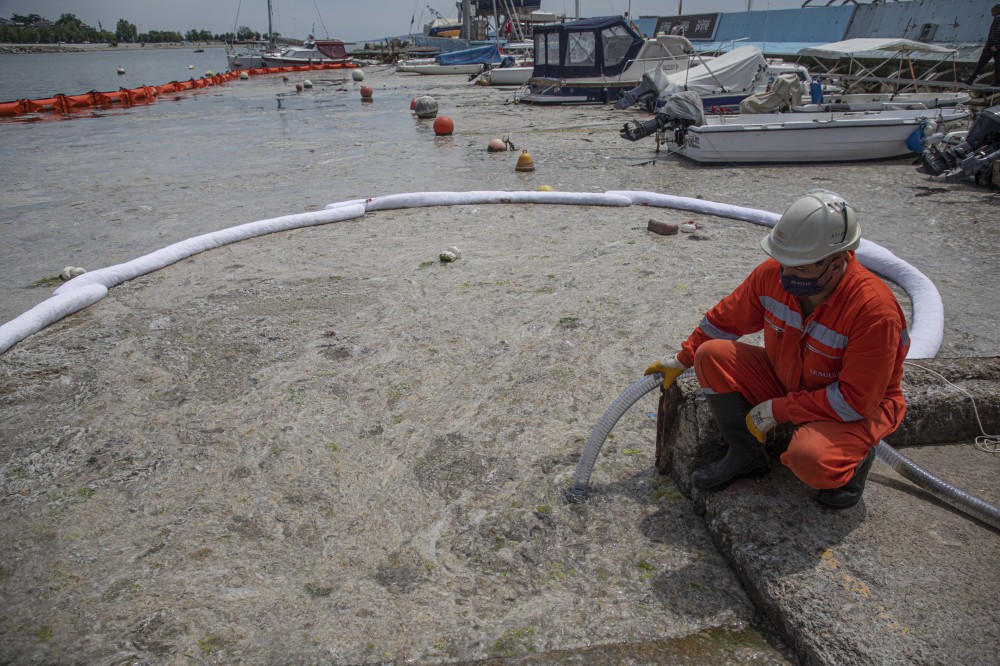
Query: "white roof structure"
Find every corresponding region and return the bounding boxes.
[798,38,957,58]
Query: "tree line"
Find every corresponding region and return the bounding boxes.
[2,13,263,46]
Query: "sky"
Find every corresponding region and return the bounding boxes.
[0,1,809,42]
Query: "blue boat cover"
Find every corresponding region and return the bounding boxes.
[531,16,644,80]
[435,44,503,65]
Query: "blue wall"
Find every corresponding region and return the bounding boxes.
[714,7,854,44]
[637,0,997,46]
[846,0,996,44]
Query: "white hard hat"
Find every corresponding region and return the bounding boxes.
[761,190,860,266]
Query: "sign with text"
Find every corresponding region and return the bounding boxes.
[653,14,720,41]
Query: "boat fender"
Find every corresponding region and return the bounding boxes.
[906,123,927,153]
[809,78,824,105]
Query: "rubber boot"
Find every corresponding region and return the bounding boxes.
[817,447,877,509]
[690,392,770,491]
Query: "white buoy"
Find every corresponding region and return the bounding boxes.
[239,71,249,80]
[117,66,125,75]
[352,69,365,81]
[189,65,194,70]
[302,79,313,88]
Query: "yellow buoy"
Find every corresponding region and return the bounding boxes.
[536,185,555,191]
[515,149,535,172]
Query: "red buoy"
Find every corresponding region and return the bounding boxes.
[433,116,454,136]
[360,85,373,99]
[410,97,416,110]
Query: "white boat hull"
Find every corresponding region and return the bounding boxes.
[396,63,485,75]
[673,109,968,164]
[482,66,532,86]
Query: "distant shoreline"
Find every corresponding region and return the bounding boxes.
[0,42,226,55]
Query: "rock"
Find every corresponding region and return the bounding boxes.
[59,266,87,280]
[439,251,458,263]
[647,219,678,236]
[445,246,462,259]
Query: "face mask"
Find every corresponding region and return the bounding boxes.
[780,260,833,297]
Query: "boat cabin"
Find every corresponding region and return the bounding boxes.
[531,16,691,81]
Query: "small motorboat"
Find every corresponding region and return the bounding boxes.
[621,91,970,164]
[260,39,351,68]
[396,44,505,76]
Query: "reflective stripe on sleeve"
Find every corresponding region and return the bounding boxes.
[698,316,740,341]
[826,382,863,421]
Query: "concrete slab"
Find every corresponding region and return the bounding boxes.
[662,367,1000,665]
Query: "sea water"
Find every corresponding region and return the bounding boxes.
[0,46,233,101]
[0,49,554,325]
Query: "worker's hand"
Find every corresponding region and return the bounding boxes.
[643,356,687,389]
[746,400,776,443]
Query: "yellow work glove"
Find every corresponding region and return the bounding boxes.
[746,400,776,443]
[643,356,687,389]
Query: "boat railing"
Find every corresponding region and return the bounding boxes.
[610,53,692,85]
[823,73,997,94]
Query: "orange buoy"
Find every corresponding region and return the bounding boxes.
[433,116,454,136]
[487,138,507,152]
[515,149,535,172]
[360,85,373,99]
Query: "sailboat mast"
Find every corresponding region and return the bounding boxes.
[267,0,275,45]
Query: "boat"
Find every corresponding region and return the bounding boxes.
[517,16,695,105]
[615,46,810,113]
[226,0,281,70]
[476,42,534,85]
[261,38,351,67]
[396,43,504,75]
[481,63,533,85]
[227,40,278,70]
[620,91,970,164]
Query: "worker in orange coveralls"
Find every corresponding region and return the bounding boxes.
[645,190,909,508]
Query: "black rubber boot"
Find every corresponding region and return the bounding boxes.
[817,447,877,509]
[690,392,770,491]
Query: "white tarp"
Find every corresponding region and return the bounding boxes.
[798,38,958,59]
[652,46,768,97]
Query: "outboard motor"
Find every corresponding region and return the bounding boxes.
[614,66,675,110]
[918,105,1000,186]
[620,91,705,143]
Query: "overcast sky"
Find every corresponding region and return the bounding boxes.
[0,1,806,41]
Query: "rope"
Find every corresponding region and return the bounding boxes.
[902,361,1000,454]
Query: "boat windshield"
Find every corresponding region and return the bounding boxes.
[602,25,633,68]
[568,32,596,66]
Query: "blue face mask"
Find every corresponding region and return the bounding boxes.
[780,260,834,297]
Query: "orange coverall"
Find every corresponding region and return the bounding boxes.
[675,252,909,489]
